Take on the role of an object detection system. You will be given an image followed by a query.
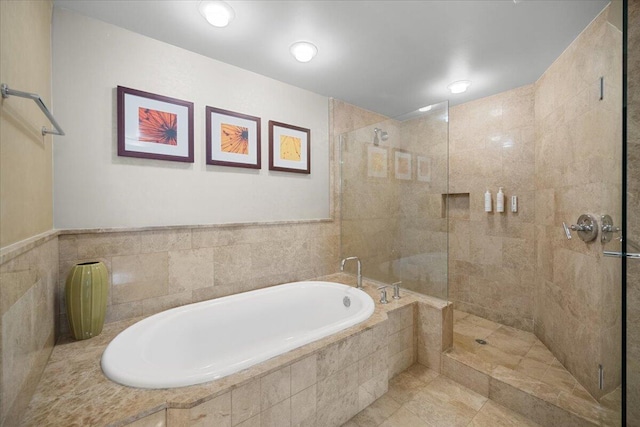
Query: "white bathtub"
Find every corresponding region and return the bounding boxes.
[101,281,375,389]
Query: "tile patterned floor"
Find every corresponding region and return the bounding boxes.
[342,364,542,427]
[344,310,622,427]
[446,310,621,426]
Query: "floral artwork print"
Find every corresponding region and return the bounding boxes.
[220,124,249,154]
[138,107,178,146]
[397,156,410,174]
[268,120,310,174]
[279,135,301,161]
[371,152,386,174]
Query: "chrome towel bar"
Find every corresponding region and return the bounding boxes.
[1,83,65,136]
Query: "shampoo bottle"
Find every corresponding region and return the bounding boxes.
[497,187,505,213]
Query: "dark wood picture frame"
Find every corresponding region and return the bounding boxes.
[205,106,261,169]
[268,120,311,174]
[117,86,194,163]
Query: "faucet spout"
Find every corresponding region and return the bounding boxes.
[340,256,362,289]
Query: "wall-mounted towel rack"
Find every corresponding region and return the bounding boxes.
[1,83,65,136]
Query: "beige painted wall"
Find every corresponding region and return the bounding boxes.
[0,0,54,248]
[52,8,330,229]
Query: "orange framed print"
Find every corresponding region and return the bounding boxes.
[268,120,311,174]
[394,149,412,180]
[367,145,388,178]
[117,86,194,162]
[206,106,261,169]
[417,155,431,182]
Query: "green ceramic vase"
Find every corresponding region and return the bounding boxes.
[65,261,108,340]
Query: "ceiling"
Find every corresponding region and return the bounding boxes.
[53,0,609,118]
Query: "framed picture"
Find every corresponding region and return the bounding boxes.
[206,107,261,169]
[417,155,431,182]
[117,86,194,162]
[394,150,412,180]
[367,145,388,178]
[269,121,311,174]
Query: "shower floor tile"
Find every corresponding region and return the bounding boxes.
[445,310,621,427]
[342,364,542,427]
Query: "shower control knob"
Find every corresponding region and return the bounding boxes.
[601,214,621,243]
[564,214,598,243]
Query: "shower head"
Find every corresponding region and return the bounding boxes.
[373,128,389,145]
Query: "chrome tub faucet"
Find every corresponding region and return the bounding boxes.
[340,256,362,289]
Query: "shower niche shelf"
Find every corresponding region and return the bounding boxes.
[442,193,470,219]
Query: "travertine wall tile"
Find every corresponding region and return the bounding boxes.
[338,99,448,300]
[76,232,142,258]
[261,398,290,427]
[56,220,340,332]
[111,252,169,304]
[231,379,261,426]
[140,230,191,253]
[448,84,536,332]
[416,301,454,373]
[0,237,58,426]
[168,248,214,293]
[442,356,490,397]
[127,410,166,427]
[141,291,192,317]
[187,392,231,427]
[316,388,359,427]
[534,4,622,399]
[291,385,316,427]
[234,415,260,427]
[261,366,290,411]
[317,336,359,380]
[291,355,317,395]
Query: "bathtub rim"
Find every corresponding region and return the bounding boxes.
[101,280,376,389]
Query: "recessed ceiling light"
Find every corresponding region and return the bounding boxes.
[199,1,235,28]
[290,41,318,63]
[447,80,471,94]
[418,105,433,112]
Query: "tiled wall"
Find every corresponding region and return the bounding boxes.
[534,5,622,399]
[164,306,414,427]
[336,100,399,284]
[448,84,536,331]
[627,0,640,422]
[0,235,58,426]
[57,222,339,334]
[339,101,449,299]
[396,112,449,299]
[446,4,622,400]
[416,301,454,372]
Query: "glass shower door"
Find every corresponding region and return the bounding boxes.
[625,0,639,422]
[339,102,449,301]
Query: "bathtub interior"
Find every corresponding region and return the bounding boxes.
[101,281,375,388]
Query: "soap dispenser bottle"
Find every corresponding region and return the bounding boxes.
[484,189,492,212]
[496,187,505,213]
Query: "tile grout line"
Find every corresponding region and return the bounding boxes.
[465,399,490,427]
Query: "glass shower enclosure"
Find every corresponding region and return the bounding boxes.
[339,102,449,300]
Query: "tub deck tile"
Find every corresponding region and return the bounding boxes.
[20,274,448,427]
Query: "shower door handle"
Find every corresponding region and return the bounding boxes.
[603,251,640,259]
